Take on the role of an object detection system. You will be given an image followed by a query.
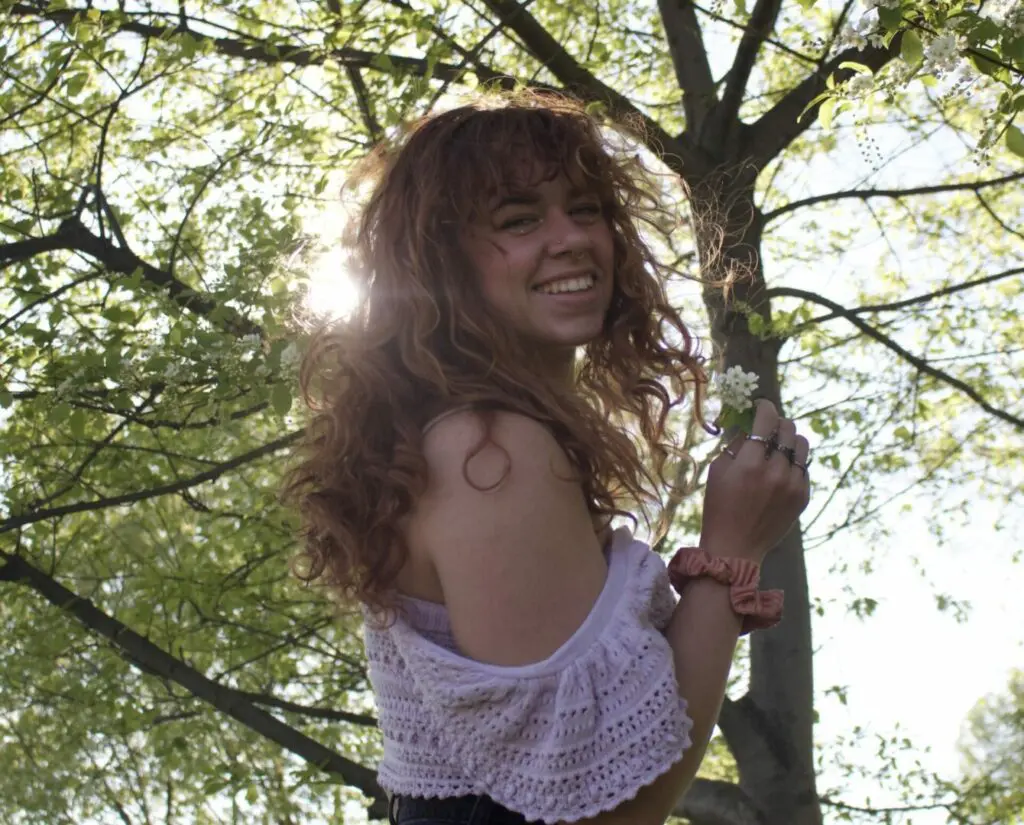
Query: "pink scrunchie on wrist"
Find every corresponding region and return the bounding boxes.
[666,547,784,635]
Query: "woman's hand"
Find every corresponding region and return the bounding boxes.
[699,399,810,564]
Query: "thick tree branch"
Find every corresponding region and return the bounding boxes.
[769,287,1024,431]
[692,3,819,66]
[238,691,378,727]
[746,39,899,169]
[476,0,708,176]
[657,0,717,135]
[763,171,1024,222]
[0,552,389,819]
[780,266,1024,328]
[345,65,384,144]
[0,216,259,336]
[0,431,302,535]
[675,777,767,825]
[715,0,783,130]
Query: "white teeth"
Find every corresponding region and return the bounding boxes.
[536,275,596,294]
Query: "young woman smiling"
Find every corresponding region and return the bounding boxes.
[284,92,810,825]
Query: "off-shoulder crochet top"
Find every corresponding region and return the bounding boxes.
[361,526,694,824]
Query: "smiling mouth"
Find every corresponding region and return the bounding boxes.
[533,274,597,295]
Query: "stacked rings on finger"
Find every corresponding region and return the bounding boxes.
[745,432,776,460]
[742,431,812,476]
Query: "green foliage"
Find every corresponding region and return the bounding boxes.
[956,669,1024,823]
[800,0,1024,157]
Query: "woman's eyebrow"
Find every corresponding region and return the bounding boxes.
[490,191,539,211]
[490,186,597,211]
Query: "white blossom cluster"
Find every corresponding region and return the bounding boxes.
[846,72,876,97]
[983,0,1024,35]
[835,11,886,50]
[718,366,759,413]
[923,33,966,75]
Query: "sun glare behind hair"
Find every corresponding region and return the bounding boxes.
[304,244,361,320]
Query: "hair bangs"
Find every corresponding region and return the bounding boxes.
[437,105,617,225]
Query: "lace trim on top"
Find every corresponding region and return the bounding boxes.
[363,527,692,823]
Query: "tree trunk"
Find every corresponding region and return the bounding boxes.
[689,169,821,825]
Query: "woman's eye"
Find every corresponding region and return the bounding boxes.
[500,215,537,231]
[572,203,602,219]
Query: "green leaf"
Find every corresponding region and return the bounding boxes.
[718,405,756,435]
[878,6,903,32]
[799,90,832,121]
[901,30,924,66]
[69,410,86,439]
[796,0,816,9]
[971,47,1006,80]
[66,73,88,97]
[1006,125,1024,159]
[839,61,872,75]
[733,0,747,14]
[270,383,292,416]
[0,389,12,409]
[819,97,837,131]
[894,425,913,442]
[1009,37,1024,65]
[370,52,393,73]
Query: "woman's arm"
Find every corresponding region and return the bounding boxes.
[571,400,809,825]
[590,578,742,825]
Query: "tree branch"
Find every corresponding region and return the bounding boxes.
[0,215,259,336]
[692,3,819,66]
[0,431,302,535]
[763,171,1024,222]
[779,266,1024,328]
[345,65,384,144]
[675,777,767,825]
[476,0,708,176]
[236,690,378,727]
[769,287,1024,431]
[7,3,510,90]
[0,552,389,819]
[715,0,783,130]
[657,0,717,135]
[746,38,900,169]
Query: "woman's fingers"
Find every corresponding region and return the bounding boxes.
[751,399,779,438]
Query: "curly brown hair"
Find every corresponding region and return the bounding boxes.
[282,90,713,621]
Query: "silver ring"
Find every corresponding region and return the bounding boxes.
[723,447,737,458]
[745,432,777,460]
[777,444,797,464]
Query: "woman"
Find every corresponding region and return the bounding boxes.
[285,92,810,825]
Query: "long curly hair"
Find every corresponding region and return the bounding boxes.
[282,91,713,621]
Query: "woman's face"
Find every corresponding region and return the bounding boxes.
[460,166,616,359]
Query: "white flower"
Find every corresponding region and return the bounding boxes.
[718,366,759,412]
[982,0,1024,35]
[923,34,964,75]
[847,73,875,96]
[836,10,886,51]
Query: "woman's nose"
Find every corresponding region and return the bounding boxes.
[545,208,591,257]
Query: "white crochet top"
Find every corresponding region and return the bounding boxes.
[361,527,694,824]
